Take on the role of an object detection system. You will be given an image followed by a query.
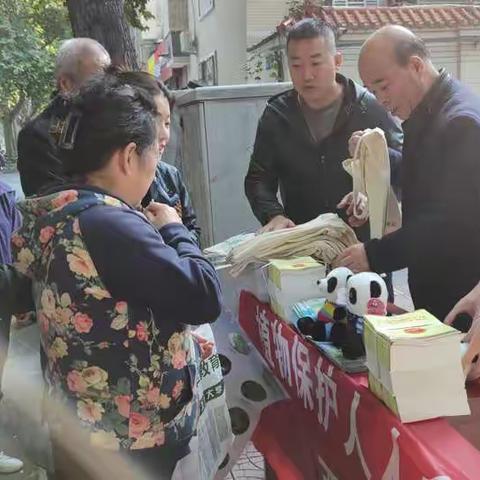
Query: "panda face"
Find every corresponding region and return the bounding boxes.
[346,272,388,317]
[317,267,353,305]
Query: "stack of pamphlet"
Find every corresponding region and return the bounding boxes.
[364,310,470,422]
[267,257,326,321]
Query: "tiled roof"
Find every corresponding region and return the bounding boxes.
[279,5,480,32]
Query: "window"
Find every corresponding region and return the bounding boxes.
[199,52,218,85]
[198,0,214,19]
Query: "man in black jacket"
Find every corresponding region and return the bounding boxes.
[17,38,111,196]
[244,19,402,237]
[338,25,480,323]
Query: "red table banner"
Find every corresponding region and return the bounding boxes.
[239,290,480,480]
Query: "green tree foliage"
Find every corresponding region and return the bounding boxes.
[0,0,69,158]
[124,0,154,31]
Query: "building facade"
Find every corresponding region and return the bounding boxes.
[249,5,480,94]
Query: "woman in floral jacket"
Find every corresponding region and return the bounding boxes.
[12,75,222,479]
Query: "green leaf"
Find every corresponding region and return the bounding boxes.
[0,0,70,120]
[114,423,129,437]
[116,378,131,395]
[139,375,150,389]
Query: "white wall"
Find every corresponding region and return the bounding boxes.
[247,0,289,48]
[143,0,170,41]
[459,34,480,95]
[192,0,247,85]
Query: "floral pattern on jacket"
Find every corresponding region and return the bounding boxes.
[12,189,200,451]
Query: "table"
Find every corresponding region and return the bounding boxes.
[239,291,480,480]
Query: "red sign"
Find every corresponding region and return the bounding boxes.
[239,291,480,480]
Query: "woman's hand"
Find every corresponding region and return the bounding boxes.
[144,202,182,229]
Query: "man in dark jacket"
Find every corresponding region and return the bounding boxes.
[245,19,402,238]
[338,25,480,323]
[17,38,111,196]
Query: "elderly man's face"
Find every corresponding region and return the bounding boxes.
[287,37,342,106]
[359,49,424,121]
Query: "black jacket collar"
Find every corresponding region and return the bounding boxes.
[266,73,368,144]
[402,69,453,139]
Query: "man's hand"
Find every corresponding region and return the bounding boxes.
[445,282,480,378]
[445,282,480,328]
[335,243,370,272]
[258,215,295,234]
[145,202,182,229]
[348,130,365,157]
[337,192,368,228]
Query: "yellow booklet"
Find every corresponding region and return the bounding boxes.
[364,309,459,343]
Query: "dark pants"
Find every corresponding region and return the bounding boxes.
[128,441,190,479]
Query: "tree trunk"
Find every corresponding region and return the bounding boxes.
[1,97,25,162]
[2,116,16,162]
[66,0,139,69]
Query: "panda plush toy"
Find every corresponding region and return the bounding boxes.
[296,267,352,342]
[342,272,388,359]
[316,267,352,346]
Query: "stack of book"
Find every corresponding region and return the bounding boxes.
[364,310,470,423]
[267,257,326,322]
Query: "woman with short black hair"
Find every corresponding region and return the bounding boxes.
[12,74,222,479]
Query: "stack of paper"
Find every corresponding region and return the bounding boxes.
[227,213,357,276]
[203,233,255,266]
[267,257,326,321]
[364,310,470,423]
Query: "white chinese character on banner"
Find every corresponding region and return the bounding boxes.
[292,335,314,410]
[344,391,371,480]
[381,428,400,480]
[318,454,339,480]
[271,319,292,386]
[256,306,274,366]
[422,477,452,480]
[323,364,338,430]
[314,358,325,424]
[314,359,338,430]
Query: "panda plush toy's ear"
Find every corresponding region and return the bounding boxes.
[370,281,382,298]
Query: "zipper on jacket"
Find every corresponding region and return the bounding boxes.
[319,151,329,209]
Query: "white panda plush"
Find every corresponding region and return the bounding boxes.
[346,272,388,317]
[317,267,353,305]
[297,267,353,343]
[315,267,353,346]
[342,272,388,359]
